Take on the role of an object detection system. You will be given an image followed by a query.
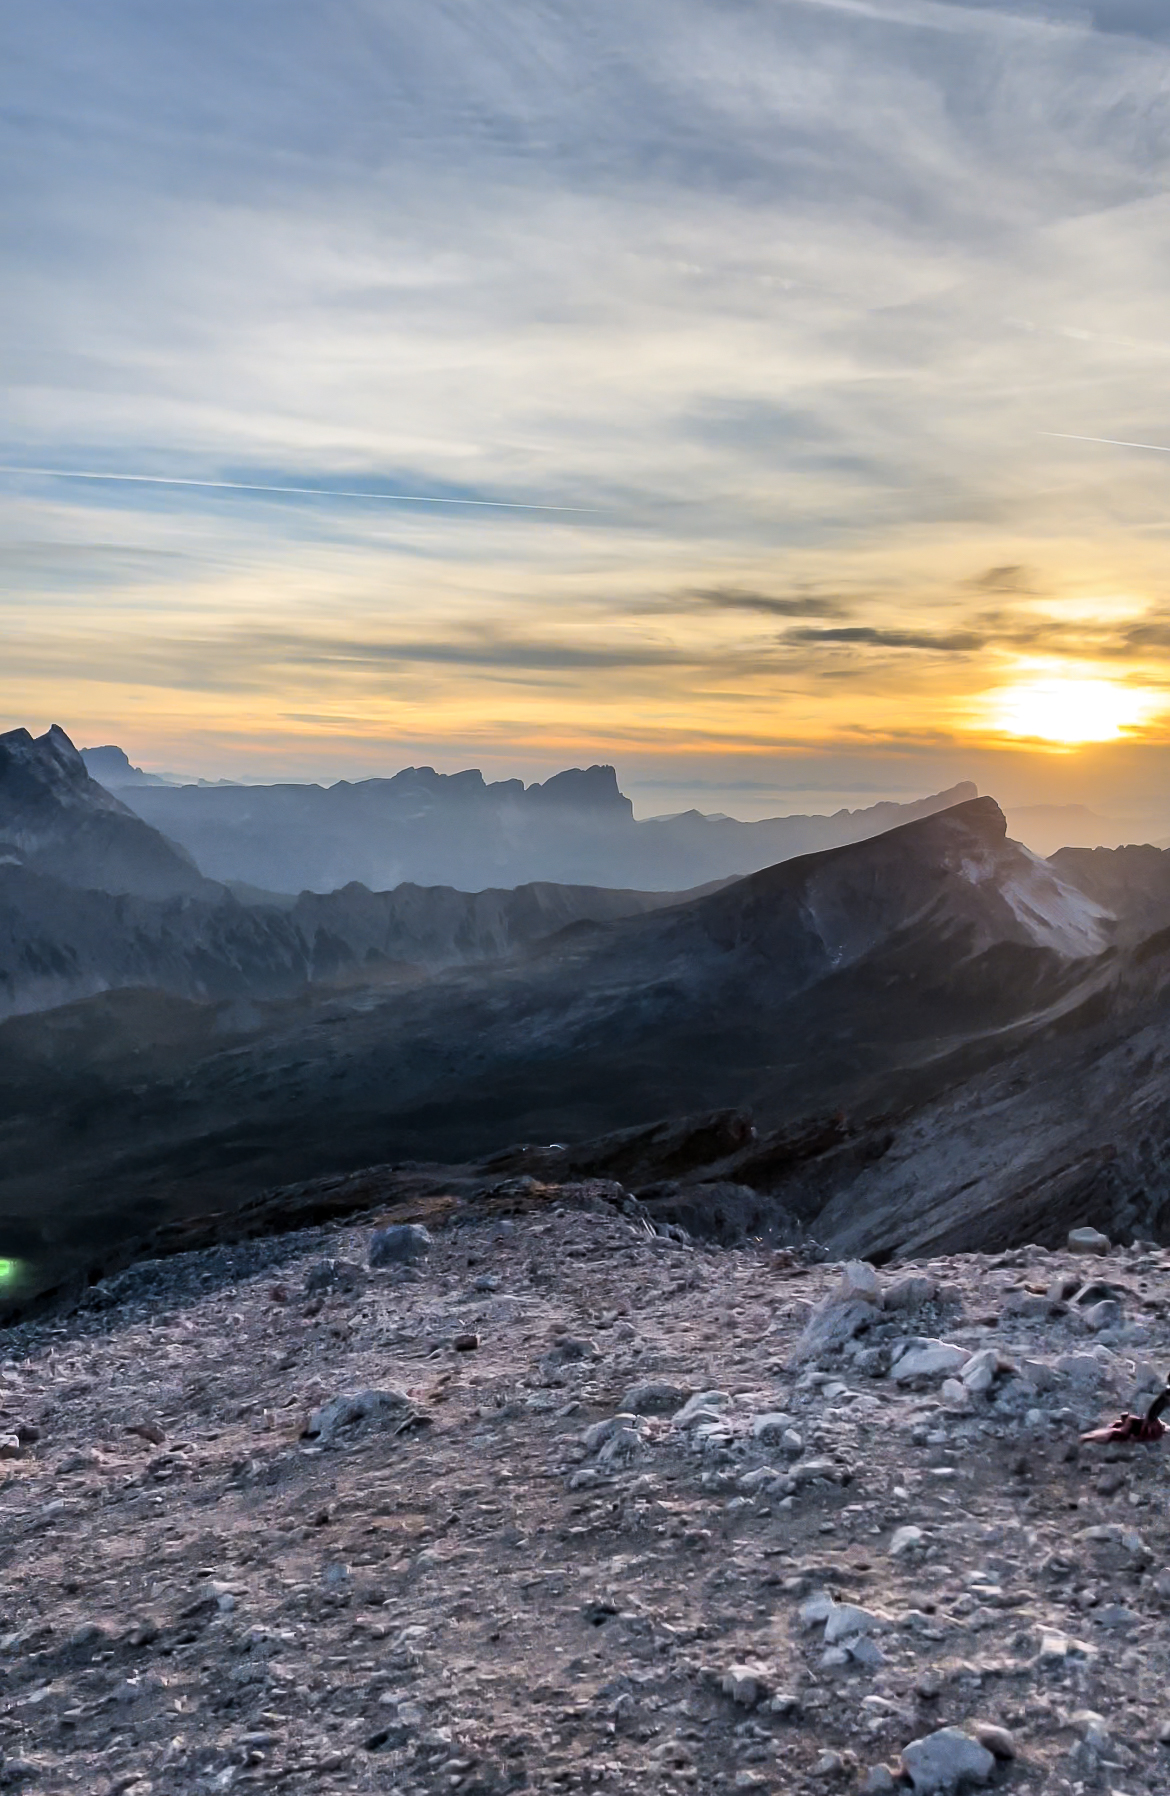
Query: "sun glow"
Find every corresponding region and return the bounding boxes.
[983,676,1161,745]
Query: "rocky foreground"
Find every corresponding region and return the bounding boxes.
[1,1189,1169,1795]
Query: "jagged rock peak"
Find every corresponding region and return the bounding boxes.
[526,764,632,815]
[0,724,129,818]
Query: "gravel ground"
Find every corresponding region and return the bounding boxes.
[1,1189,1169,1794]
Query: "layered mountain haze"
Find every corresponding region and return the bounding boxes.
[112,757,982,894]
[8,723,1170,1326]
[1,780,1157,1312]
[0,729,716,1021]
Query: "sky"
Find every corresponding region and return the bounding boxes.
[6,0,1170,823]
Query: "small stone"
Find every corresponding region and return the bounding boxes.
[891,1341,968,1383]
[837,1261,883,1305]
[0,1436,21,1460]
[884,1275,940,1311]
[968,1722,1014,1760]
[861,1769,897,1795]
[959,1347,1002,1394]
[1039,1629,1069,1663]
[814,1749,847,1775]
[452,1332,479,1352]
[1068,1226,1111,1254]
[304,1257,365,1296]
[791,1455,847,1484]
[621,1380,691,1414]
[302,1388,419,1443]
[722,1661,770,1706]
[582,1414,637,1453]
[596,1424,642,1467]
[889,1525,925,1557]
[368,1223,433,1267]
[900,1726,995,1792]
[751,1412,795,1442]
[1157,1716,1170,1744]
[1083,1299,1123,1332]
[672,1390,730,1426]
[125,1421,166,1446]
[1071,1710,1111,1751]
[824,1602,885,1645]
[800,1592,836,1629]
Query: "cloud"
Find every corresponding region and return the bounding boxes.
[965,564,1039,594]
[940,1,1170,44]
[785,625,987,653]
[688,586,851,618]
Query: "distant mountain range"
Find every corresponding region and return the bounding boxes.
[95,746,982,893]
[0,727,716,1020]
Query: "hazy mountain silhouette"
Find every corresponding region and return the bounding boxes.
[0,727,726,1019]
[79,744,177,787]
[111,755,981,893]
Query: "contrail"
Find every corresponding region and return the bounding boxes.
[0,464,600,514]
[1042,431,1170,457]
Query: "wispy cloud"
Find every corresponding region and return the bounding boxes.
[688,586,852,619]
[785,625,987,653]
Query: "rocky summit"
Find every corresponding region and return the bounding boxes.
[2,1187,1170,1795]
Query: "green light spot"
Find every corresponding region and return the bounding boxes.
[0,1259,20,1290]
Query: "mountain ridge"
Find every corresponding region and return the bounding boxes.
[112,753,980,893]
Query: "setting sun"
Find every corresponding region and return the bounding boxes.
[983,676,1161,746]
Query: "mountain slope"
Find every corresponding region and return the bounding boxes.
[0,795,1122,1299]
[0,861,712,1022]
[0,724,209,899]
[1050,842,1170,943]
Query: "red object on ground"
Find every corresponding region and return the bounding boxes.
[1081,1411,1167,1444]
[1081,1387,1170,1444]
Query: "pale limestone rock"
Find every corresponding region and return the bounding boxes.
[1068,1226,1110,1255]
[900,1726,994,1792]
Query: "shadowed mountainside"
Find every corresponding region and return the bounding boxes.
[0,794,1135,1307]
[0,724,209,900]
